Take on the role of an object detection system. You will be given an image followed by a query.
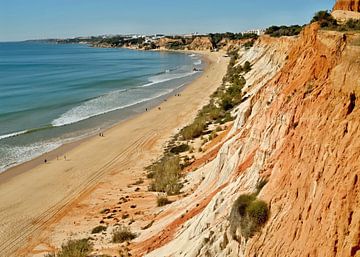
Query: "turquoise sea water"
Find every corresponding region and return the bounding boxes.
[0,42,203,172]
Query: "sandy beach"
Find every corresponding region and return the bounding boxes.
[0,51,228,257]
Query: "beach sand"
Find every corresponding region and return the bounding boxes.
[0,51,228,257]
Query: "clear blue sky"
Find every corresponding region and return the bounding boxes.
[0,0,335,41]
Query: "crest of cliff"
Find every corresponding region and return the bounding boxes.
[333,0,360,21]
[131,17,360,257]
[334,0,360,12]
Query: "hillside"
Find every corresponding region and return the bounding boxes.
[132,17,360,257]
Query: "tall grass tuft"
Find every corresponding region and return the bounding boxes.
[45,238,92,257]
[149,156,182,195]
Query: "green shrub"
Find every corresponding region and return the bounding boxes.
[244,41,254,49]
[157,195,172,206]
[112,226,137,243]
[46,238,92,257]
[229,194,269,240]
[180,116,207,140]
[247,200,269,226]
[233,194,256,216]
[170,144,190,154]
[265,25,303,37]
[344,19,360,30]
[91,225,107,234]
[311,10,337,28]
[243,61,252,73]
[149,156,182,195]
[221,96,235,111]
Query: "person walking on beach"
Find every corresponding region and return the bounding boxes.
[44,159,47,164]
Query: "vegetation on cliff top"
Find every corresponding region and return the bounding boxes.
[265,25,303,37]
[209,32,258,47]
[312,10,360,31]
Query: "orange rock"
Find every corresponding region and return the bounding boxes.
[334,0,360,12]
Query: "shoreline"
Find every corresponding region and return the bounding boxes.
[0,50,228,257]
[0,49,205,180]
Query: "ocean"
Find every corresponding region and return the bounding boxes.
[0,42,203,172]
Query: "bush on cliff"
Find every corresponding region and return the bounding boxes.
[44,238,92,257]
[91,225,107,234]
[170,144,190,154]
[311,10,360,31]
[112,226,137,243]
[265,25,303,37]
[149,156,182,195]
[311,10,338,28]
[157,195,172,206]
[230,194,269,240]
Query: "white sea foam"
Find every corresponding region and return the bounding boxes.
[0,141,62,173]
[51,83,187,127]
[194,60,202,65]
[139,71,197,88]
[0,130,28,141]
[0,128,102,173]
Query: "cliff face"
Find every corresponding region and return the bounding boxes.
[188,37,214,51]
[334,0,360,12]
[132,23,360,257]
[333,0,360,21]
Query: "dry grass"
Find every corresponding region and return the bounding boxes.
[44,238,92,257]
[112,226,137,243]
[157,195,172,206]
[149,156,182,195]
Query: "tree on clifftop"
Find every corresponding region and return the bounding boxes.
[311,10,338,28]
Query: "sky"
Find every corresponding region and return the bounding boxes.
[0,0,335,42]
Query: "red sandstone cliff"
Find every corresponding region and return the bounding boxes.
[334,0,360,12]
[136,22,360,257]
[188,36,214,51]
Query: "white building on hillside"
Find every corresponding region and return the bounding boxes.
[243,29,265,36]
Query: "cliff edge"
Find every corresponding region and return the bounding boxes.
[333,0,360,21]
[334,0,360,12]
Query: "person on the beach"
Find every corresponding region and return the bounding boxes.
[44,159,47,164]
[64,155,66,160]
